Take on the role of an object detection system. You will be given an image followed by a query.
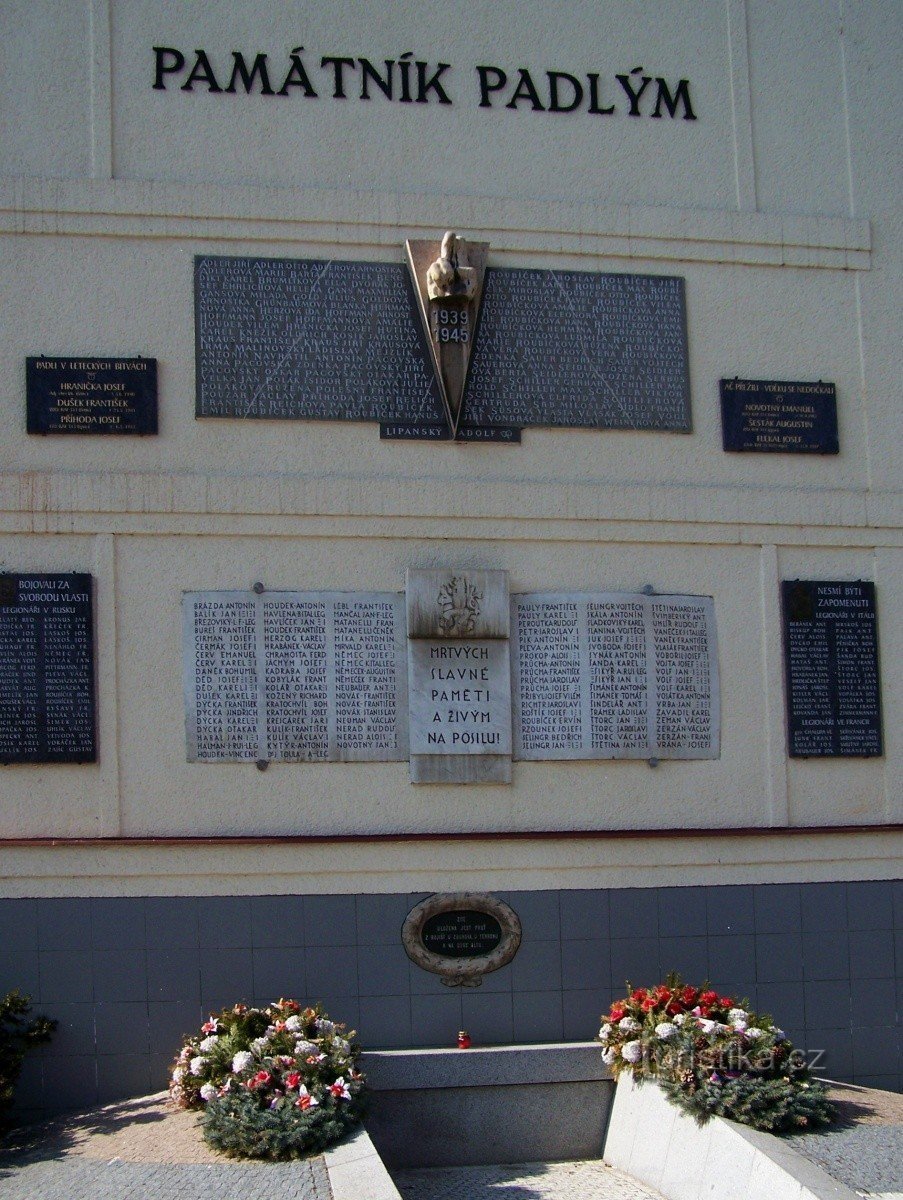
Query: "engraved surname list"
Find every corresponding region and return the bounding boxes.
[512,592,719,760]
[511,599,582,757]
[262,597,329,761]
[184,590,408,763]
[186,594,258,761]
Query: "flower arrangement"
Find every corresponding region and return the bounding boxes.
[598,977,835,1133]
[171,999,366,1158]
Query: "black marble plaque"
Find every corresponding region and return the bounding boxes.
[195,255,690,434]
[461,268,690,431]
[720,379,838,453]
[26,358,157,435]
[195,256,446,424]
[421,910,503,958]
[781,580,882,758]
[0,573,96,763]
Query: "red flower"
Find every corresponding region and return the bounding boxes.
[295,1093,316,1110]
[654,986,671,1003]
[631,988,648,1002]
[609,1005,626,1022]
[641,997,658,1012]
[718,996,734,1009]
[285,1072,301,1089]
[666,1001,683,1016]
[680,986,698,1005]
[249,1070,271,1089]
[700,990,719,1005]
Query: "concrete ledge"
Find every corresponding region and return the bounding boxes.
[363,1042,614,1167]
[362,1041,611,1089]
[604,1075,860,1200]
[324,1125,403,1200]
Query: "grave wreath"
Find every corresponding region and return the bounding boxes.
[171,998,366,1158]
[598,976,835,1133]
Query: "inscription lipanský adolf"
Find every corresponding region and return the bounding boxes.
[194,256,445,424]
[183,590,408,762]
[720,379,838,453]
[26,358,158,435]
[511,592,719,760]
[781,580,882,757]
[0,573,96,763]
[461,269,690,432]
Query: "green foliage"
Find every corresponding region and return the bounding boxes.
[202,1087,367,1159]
[0,989,57,1127]
[656,1025,836,1132]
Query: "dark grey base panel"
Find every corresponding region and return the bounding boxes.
[1,879,899,1120]
[363,1042,612,1166]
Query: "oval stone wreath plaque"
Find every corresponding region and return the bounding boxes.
[402,892,522,987]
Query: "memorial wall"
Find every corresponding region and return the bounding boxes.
[0,0,899,1110]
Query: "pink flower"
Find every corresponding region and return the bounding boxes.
[285,1072,301,1090]
[247,1070,272,1090]
[201,1018,218,1034]
[330,1077,351,1101]
[295,1086,319,1110]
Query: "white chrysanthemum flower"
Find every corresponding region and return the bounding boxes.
[316,1018,336,1035]
[715,1023,732,1034]
[673,1013,688,1026]
[250,1037,269,1054]
[598,1023,612,1041]
[655,1022,677,1040]
[728,1008,748,1024]
[171,1065,186,1082]
[333,1037,351,1055]
[744,1027,764,1040]
[189,1055,207,1076]
[199,1036,219,1052]
[698,1019,717,1034]
[618,1017,640,1033]
[601,1047,618,1065]
[199,1082,217,1102]
[294,1040,318,1056]
[284,1015,302,1032]
[231,1050,254,1073]
[621,1040,643,1063]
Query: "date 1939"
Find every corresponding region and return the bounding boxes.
[431,306,470,344]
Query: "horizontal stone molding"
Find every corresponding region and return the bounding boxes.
[0,472,899,540]
[0,827,899,896]
[0,177,871,271]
